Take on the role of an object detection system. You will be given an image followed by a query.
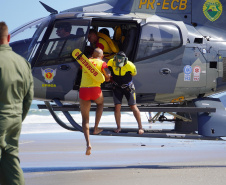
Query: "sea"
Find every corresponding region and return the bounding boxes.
[21,100,175,135]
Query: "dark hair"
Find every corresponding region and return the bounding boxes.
[99,28,110,37]
[55,22,72,32]
[89,28,98,35]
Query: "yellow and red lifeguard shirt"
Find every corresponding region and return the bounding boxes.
[80,58,108,87]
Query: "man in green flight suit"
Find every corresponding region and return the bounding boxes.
[0,22,34,185]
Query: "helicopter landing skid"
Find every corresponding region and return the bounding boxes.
[40,100,221,140]
[44,100,82,132]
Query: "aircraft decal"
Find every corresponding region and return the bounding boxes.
[138,0,187,11]
[184,65,192,81]
[41,68,57,85]
[203,0,223,22]
[42,84,57,88]
[193,66,201,82]
[171,96,185,103]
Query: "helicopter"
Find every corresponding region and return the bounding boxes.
[9,0,226,140]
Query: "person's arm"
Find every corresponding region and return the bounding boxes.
[22,65,34,121]
[103,68,111,82]
[131,68,137,76]
[129,61,137,76]
[102,61,111,82]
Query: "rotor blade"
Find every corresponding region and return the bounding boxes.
[39,1,58,14]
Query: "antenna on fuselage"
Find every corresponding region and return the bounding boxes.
[39,1,58,14]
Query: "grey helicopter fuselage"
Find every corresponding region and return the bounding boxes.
[8,0,226,139]
[9,0,226,105]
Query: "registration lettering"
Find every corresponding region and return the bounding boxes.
[139,0,187,10]
[42,84,56,88]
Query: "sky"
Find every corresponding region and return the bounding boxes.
[0,0,100,32]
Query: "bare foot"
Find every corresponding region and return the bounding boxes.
[138,129,144,135]
[93,128,103,135]
[86,146,91,155]
[114,128,121,133]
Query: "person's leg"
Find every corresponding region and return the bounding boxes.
[0,151,25,185]
[0,118,25,185]
[112,88,123,133]
[114,104,122,133]
[125,90,144,134]
[93,92,104,134]
[130,104,144,134]
[0,147,4,185]
[79,98,92,155]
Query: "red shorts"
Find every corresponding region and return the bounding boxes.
[79,87,102,101]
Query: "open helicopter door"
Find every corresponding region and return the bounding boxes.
[32,19,91,101]
[134,18,188,95]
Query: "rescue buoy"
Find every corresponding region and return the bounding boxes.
[72,49,105,83]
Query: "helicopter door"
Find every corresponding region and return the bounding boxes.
[134,21,188,94]
[32,19,90,101]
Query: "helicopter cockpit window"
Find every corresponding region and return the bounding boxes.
[9,17,50,62]
[136,23,182,61]
[37,20,89,66]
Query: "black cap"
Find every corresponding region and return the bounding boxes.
[116,51,126,57]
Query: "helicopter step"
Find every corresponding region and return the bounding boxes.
[38,103,216,113]
[36,99,223,140]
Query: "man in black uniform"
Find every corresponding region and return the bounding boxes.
[108,51,144,134]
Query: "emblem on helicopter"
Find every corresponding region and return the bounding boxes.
[203,0,223,22]
[193,66,201,81]
[41,68,57,83]
[184,65,192,81]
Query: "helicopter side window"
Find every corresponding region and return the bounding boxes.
[9,17,50,61]
[37,20,88,66]
[135,23,182,61]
